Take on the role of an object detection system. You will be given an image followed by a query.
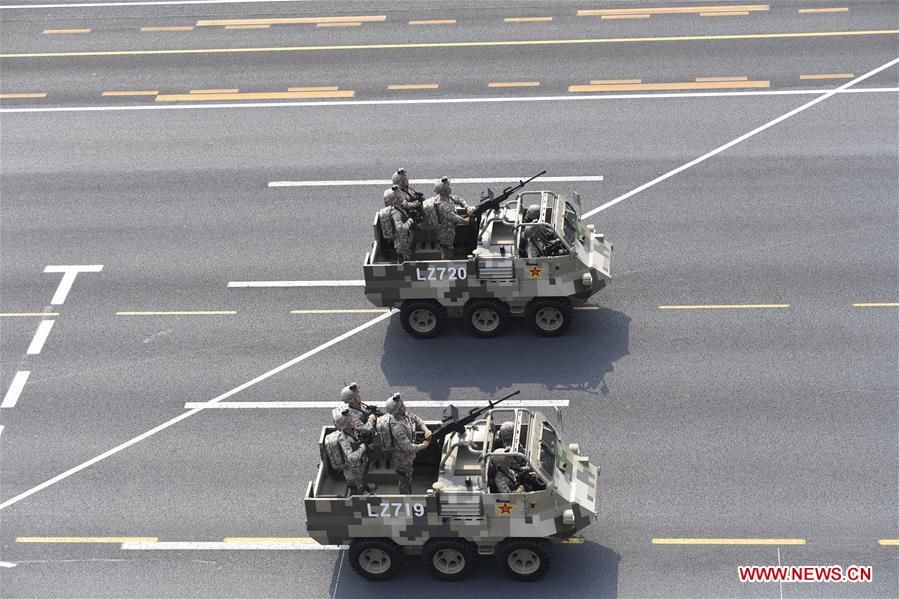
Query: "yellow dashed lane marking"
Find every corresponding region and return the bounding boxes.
[559,537,585,544]
[316,22,361,28]
[287,86,338,91]
[388,83,439,90]
[570,80,769,92]
[489,81,540,87]
[879,539,899,546]
[658,304,790,310]
[409,19,456,25]
[573,306,600,311]
[696,76,749,82]
[0,93,47,99]
[18,537,158,543]
[102,90,158,96]
[291,309,389,314]
[504,17,553,23]
[115,310,237,316]
[0,312,60,317]
[141,26,194,32]
[853,302,899,308]
[800,73,854,79]
[197,16,385,26]
[190,88,239,94]
[157,90,354,101]
[602,15,651,20]
[42,28,91,34]
[226,24,271,30]
[579,5,768,16]
[224,537,317,543]
[4,30,896,59]
[701,12,750,16]
[799,8,849,14]
[652,538,806,545]
[591,79,641,84]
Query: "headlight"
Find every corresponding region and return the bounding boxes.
[562,508,575,525]
[581,273,593,287]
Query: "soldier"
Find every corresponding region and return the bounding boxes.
[492,454,526,494]
[379,186,416,263]
[335,410,375,496]
[385,393,431,494]
[391,168,423,222]
[423,177,473,259]
[522,203,565,258]
[495,421,516,449]
[331,382,376,442]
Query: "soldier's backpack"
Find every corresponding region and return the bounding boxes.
[376,414,395,455]
[377,207,396,241]
[324,430,346,472]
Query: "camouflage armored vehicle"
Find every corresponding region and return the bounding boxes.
[304,393,599,581]
[364,174,613,338]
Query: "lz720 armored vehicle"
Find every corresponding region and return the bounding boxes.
[304,393,599,581]
[363,175,613,338]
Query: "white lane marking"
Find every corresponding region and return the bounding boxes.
[1,371,31,408]
[121,541,347,550]
[1,0,322,8]
[332,548,345,599]
[0,561,16,568]
[0,310,396,511]
[269,176,603,187]
[26,320,55,355]
[582,56,899,218]
[2,87,897,115]
[183,400,570,409]
[43,265,103,305]
[228,280,364,288]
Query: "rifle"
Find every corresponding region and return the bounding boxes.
[470,171,546,231]
[430,390,522,445]
[359,401,384,419]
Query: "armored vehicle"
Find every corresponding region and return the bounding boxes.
[304,395,599,581]
[364,177,613,338]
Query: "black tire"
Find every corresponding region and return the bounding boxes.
[400,300,444,339]
[348,538,403,581]
[496,539,551,581]
[422,538,478,581]
[526,298,573,337]
[463,299,509,338]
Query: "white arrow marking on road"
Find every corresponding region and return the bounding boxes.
[583,55,899,218]
[1,371,30,409]
[44,265,103,305]
[183,400,569,409]
[26,320,55,355]
[228,280,364,287]
[268,176,603,187]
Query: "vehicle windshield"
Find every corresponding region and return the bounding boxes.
[539,422,557,474]
[562,204,579,245]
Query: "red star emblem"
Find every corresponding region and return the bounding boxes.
[528,266,542,278]
[497,502,514,515]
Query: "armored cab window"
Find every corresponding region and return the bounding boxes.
[562,203,579,246]
[539,422,557,475]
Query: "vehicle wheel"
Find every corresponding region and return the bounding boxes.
[348,539,402,581]
[463,299,509,338]
[400,301,443,339]
[526,299,573,337]
[422,538,478,581]
[496,539,551,581]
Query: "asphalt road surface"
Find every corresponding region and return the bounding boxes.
[0,0,896,597]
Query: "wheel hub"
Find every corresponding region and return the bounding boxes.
[433,548,466,575]
[359,548,391,574]
[471,308,500,332]
[508,548,540,575]
[409,309,437,333]
[535,307,563,331]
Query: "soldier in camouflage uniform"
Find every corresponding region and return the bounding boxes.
[336,411,373,496]
[379,187,416,263]
[423,177,473,259]
[492,454,526,494]
[391,168,423,222]
[385,393,431,494]
[331,383,376,442]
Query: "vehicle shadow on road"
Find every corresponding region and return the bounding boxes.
[329,541,620,598]
[379,307,630,397]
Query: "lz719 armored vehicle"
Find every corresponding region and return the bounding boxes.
[363,175,613,338]
[305,393,599,581]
